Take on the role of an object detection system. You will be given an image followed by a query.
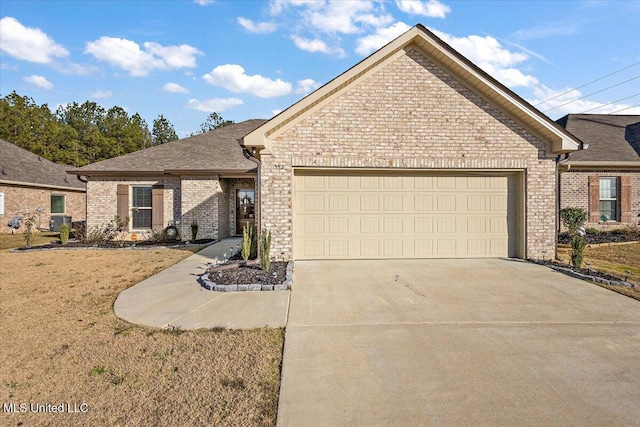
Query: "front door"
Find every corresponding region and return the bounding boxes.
[236,189,255,235]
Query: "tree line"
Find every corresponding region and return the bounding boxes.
[0,91,233,167]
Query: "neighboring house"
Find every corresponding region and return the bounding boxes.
[68,120,266,240]
[74,24,583,260]
[557,114,640,228]
[0,139,86,233]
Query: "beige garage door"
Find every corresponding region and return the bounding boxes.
[294,170,521,260]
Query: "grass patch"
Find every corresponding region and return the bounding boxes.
[557,242,640,300]
[0,246,283,426]
[0,231,59,251]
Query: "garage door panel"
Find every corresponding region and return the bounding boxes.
[294,171,520,260]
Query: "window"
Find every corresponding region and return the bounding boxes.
[132,186,152,229]
[51,195,65,214]
[599,177,618,222]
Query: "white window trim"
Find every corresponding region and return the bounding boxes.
[130,185,153,230]
[599,177,619,222]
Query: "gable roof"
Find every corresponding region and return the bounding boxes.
[556,114,640,167]
[243,24,582,155]
[69,119,267,176]
[0,139,86,191]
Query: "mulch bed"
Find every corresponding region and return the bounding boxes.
[558,230,640,245]
[209,261,287,285]
[13,238,216,251]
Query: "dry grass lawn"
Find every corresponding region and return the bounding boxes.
[0,231,59,251]
[0,243,283,426]
[557,242,640,300]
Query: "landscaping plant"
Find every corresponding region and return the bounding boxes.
[59,223,70,245]
[241,224,254,262]
[191,219,199,242]
[23,213,37,247]
[560,207,587,268]
[259,228,272,271]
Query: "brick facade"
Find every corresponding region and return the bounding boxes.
[85,176,255,240]
[560,170,640,229]
[0,184,85,233]
[260,47,557,260]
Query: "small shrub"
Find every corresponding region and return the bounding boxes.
[241,224,254,261]
[23,213,37,247]
[585,227,600,235]
[560,207,587,234]
[259,228,272,272]
[59,223,70,245]
[570,235,586,268]
[73,221,87,241]
[191,219,199,242]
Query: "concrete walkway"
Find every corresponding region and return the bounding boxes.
[114,238,290,329]
[278,259,640,426]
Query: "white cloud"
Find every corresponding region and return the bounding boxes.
[271,109,283,116]
[194,0,215,5]
[395,0,451,19]
[90,89,112,99]
[23,75,53,90]
[306,1,378,34]
[187,97,244,112]
[296,78,321,94]
[85,37,202,76]
[356,22,411,56]
[203,64,292,98]
[291,35,345,57]
[0,17,68,64]
[529,85,640,117]
[163,82,189,93]
[430,29,538,88]
[237,17,277,34]
[513,19,582,41]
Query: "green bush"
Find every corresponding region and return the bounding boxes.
[560,207,587,234]
[191,219,199,242]
[241,224,254,262]
[570,235,586,268]
[59,223,70,245]
[585,227,600,235]
[259,228,272,272]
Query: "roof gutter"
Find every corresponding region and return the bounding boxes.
[0,179,86,192]
[563,161,640,169]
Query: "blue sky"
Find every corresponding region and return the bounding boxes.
[1,0,639,137]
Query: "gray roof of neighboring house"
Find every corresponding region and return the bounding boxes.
[69,119,267,176]
[556,114,640,163]
[0,139,86,191]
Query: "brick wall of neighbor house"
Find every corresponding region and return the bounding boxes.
[560,170,640,228]
[86,178,180,237]
[180,177,223,239]
[0,184,86,233]
[225,178,256,236]
[260,47,557,260]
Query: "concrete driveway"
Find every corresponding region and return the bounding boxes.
[278,259,640,426]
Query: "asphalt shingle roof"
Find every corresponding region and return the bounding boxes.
[556,114,640,163]
[0,139,86,190]
[69,119,267,175]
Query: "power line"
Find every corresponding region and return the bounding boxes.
[577,93,640,114]
[607,103,640,115]
[534,60,640,106]
[542,75,640,113]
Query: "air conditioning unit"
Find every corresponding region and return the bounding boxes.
[51,215,72,232]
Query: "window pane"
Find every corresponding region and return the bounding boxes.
[599,177,617,199]
[132,187,152,208]
[132,210,152,229]
[51,195,65,213]
[599,200,617,222]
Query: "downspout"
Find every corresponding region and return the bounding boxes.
[242,147,261,258]
[556,153,571,237]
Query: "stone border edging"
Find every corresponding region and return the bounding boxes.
[198,261,293,292]
[533,260,637,289]
[9,240,220,253]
